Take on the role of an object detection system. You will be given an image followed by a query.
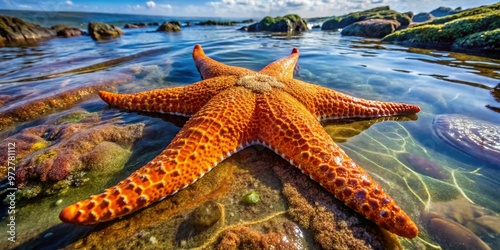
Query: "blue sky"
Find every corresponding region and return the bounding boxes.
[0,0,497,18]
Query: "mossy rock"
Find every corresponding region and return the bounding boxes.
[156,22,181,32]
[169,21,181,27]
[383,3,500,52]
[51,24,83,37]
[454,28,500,50]
[88,22,124,40]
[54,110,98,124]
[244,14,308,33]
[196,20,237,26]
[321,6,411,31]
[0,14,56,45]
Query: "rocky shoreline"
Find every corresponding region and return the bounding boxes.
[1,3,498,54]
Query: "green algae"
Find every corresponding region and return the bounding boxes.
[241,191,260,204]
[382,3,500,52]
[54,111,98,124]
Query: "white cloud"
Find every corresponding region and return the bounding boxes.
[201,0,466,17]
[17,4,33,9]
[158,3,172,9]
[122,0,500,19]
[146,1,156,8]
[65,0,73,6]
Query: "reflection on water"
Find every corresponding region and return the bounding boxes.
[0,23,499,249]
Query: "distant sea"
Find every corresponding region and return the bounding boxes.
[0,9,251,28]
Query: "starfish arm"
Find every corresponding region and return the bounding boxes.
[283,80,420,120]
[98,76,239,116]
[258,48,299,80]
[193,44,254,80]
[310,83,421,120]
[256,91,418,238]
[60,87,257,224]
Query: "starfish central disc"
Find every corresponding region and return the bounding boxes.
[236,74,284,93]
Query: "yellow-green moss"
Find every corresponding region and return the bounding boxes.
[35,149,57,164]
[31,141,48,151]
[455,28,500,49]
[54,111,96,124]
[382,6,500,52]
[419,2,500,26]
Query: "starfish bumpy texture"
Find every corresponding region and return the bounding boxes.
[60,44,420,238]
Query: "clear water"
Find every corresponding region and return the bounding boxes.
[0,10,499,250]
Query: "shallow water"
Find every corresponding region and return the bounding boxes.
[0,13,499,249]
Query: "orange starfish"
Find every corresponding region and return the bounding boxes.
[60,44,420,238]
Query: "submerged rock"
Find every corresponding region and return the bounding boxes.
[88,22,124,40]
[321,6,411,32]
[398,153,450,180]
[422,210,492,250]
[0,14,56,45]
[156,22,181,32]
[0,73,132,130]
[432,114,500,166]
[426,199,500,241]
[51,24,83,38]
[341,19,400,38]
[383,3,500,52]
[273,162,402,250]
[58,148,400,249]
[0,118,144,199]
[190,200,222,230]
[242,14,308,33]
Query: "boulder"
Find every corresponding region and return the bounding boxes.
[51,24,83,37]
[88,22,124,40]
[168,21,181,27]
[402,11,414,20]
[243,14,308,33]
[340,19,399,38]
[383,2,500,52]
[124,23,147,28]
[412,12,435,23]
[0,14,56,44]
[430,6,462,17]
[321,6,411,31]
[196,20,237,26]
[156,22,181,32]
[0,73,132,130]
[432,114,500,166]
